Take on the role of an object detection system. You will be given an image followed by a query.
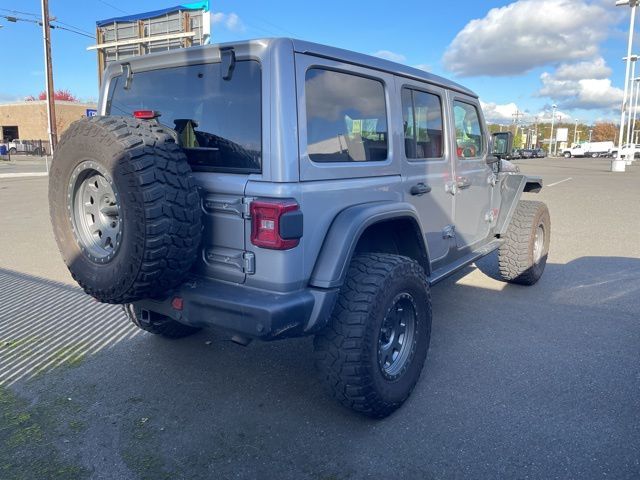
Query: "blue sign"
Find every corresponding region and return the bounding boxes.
[86,109,97,117]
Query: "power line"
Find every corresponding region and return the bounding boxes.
[0,14,94,39]
[51,19,93,36]
[95,0,129,14]
[0,7,40,18]
[52,24,94,39]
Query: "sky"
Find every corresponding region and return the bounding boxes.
[0,0,635,125]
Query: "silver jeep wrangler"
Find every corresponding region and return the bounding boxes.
[49,38,550,418]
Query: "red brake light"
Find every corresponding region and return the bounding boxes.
[171,297,184,311]
[133,110,159,120]
[250,200,301,250]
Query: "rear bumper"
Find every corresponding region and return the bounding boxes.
[133,278,339,341]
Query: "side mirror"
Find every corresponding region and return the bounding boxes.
[491,131,513,159]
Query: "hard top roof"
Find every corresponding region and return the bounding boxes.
[105,37,477,98]
[290,38,477,98]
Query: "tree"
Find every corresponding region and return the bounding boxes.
[25,89,79,102]
[591,122,618,142]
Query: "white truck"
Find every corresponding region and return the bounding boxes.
[562,141,614,158]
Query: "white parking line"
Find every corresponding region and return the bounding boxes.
[547,177,573,187]
[0,172,48,179]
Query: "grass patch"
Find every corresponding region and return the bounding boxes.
[0,387,87,480]
[121,416,174,480]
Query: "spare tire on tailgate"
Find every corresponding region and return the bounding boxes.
[49,116,202,304]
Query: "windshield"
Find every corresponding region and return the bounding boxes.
[107,60,262,173]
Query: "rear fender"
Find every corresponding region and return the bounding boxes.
[309,202,429,289]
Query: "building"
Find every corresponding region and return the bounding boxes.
[0,101,96,146]
[90,2,211,84]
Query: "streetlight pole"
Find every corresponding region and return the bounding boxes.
[614,0,639,172]
[589,129,593,143]
[629,76,640,163]
[573,119,579,144]
[550,104,557,157]
[626,58,639,147]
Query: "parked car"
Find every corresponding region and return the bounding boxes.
[48,38,550,418]
[610,144,640,160]
[518,149,535,159]
[532,148,546,158]
[506,148,521,160]
[7,139,45,156]
[562,141,614,158]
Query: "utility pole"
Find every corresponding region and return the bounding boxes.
[589,129,593,143]
[41,0,58,153]
[512,110,524,134]
[573,119,579,144]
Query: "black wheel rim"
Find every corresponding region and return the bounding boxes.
[378,293,417,380]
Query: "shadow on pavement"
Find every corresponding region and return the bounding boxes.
[0,256,639,479]
[0,269,135,386]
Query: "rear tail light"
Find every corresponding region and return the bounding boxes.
[250,199,302,250]
[133,110,160,120]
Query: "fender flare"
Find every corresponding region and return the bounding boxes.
[309,201,429,289]
[495,174,543,235]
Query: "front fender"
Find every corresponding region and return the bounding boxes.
[309,201,428,289]
[495,174,543,235]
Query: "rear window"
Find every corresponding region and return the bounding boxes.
[305,68,388,163]
[107,60,262,173]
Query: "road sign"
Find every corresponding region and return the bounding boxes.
[86,109,97,117]
[556,128,568,142]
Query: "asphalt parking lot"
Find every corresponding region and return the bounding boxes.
[0,157,639,480]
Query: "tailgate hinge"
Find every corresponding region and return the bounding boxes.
[243,252,256,275]
[241,197,254,219]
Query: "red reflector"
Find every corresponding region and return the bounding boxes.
[250,200,299,250]
[171,297,184,311]
[133,110,159,120]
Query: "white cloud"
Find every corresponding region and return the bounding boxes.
[563,79,623,109]
[372,50,406,63]
[443,0,615,77]
[554,57,612,80]
[537,58,623,110]
[211,11,245,32]
[480,101,521,123]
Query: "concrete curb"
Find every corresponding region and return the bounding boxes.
[0,172,48,179]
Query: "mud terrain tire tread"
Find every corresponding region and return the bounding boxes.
[498,200,550,285]
[49,116,201,304]
[314,253,431,419]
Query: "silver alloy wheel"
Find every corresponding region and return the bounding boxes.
[67,161,122,263]
[378,293,417,379]
[533,225,545,263]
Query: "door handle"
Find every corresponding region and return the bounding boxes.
[410,183,432,196]
[456,177,472,189]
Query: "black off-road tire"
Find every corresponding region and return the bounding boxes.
[314,253,432,418]
[498,200,550,285]
[49,116,202,304]
[124,304,201,339]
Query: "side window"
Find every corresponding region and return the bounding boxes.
[453,101,484,159]
[402,88,444,159]
[305,68,388,163]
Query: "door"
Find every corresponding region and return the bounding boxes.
[399,81,454,264]
[450,98,494,250]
